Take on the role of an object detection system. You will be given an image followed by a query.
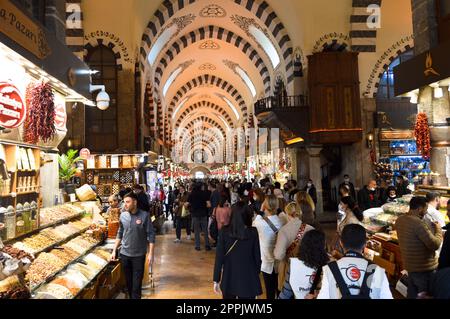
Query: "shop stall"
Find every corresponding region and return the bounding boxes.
[362,191,449,282]
[0,1,123,299]
[378,130,430,182]
[83,153,146,204]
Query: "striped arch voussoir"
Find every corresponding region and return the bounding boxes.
[84,38,124,70]
[154,25,271,94]
[140,0,294,83]
[169,74,248,122]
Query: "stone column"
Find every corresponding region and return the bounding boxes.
[45,0,67,44]
[306,146,323,216]
[411,0,439,55]
[412,0,450,186]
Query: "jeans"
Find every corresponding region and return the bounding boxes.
[192,216,210,249]
[120,254,146,299]
[262,270,279,300]
[176,215,192,240]
[407,271,434,299]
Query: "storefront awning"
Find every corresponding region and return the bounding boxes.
[394,41,450,96]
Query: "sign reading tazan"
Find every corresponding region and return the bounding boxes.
[0,0,51,59]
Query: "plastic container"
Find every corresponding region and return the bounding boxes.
[0,206,6,240]
[5,206,15,240]
[22,202,32,234]
[15,203,24,237]
[30,201,38,230]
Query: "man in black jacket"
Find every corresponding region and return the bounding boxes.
[339,175,357,201]
[187,183,212,251]
[303,179,318,205]
[357,180,382,211]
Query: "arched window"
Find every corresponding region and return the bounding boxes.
[377,49,414,100]
[86,44,118,151]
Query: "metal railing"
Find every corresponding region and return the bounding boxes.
[254,95,309,114]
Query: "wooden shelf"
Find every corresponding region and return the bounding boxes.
[3,211,85,245]
[16,190,39,195]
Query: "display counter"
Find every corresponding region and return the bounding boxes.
[0,203,123,299]
[363,195,448,282]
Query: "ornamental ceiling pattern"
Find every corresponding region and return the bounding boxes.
[199,63,216,71]
[199,4,227,18]
[199,40,221,50]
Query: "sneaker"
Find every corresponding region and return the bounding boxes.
[205,246,212,251]
[174,239,181,244]
[195,247,201,251]
[186,235,191,240]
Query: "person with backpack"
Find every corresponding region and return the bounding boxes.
[279,230,329,299]
[253,195,287,299]
[213,202,262,299]
[317,224,393,299]
[274,202,315,292]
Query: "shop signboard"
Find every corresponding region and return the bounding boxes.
[0,0,51,60]
[54,98,67,131]
[394,41,450,96]
[0,82,26,129]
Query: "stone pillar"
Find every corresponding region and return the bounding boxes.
[412,0,450,186]
[411,0,439,55]
[45,0,67,44]
[306,146,323,216]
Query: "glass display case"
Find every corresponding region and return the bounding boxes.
[379,139,430,181]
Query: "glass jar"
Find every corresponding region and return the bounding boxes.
[15,203,24,237]
[5,206,15,240]
[0,207,6,240]
[30,201,38,230]
[22,202,32,234]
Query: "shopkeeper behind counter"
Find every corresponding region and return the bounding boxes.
[111,192,156,299]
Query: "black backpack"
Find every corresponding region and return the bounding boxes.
[328,261,372,299]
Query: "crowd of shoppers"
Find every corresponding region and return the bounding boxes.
[102,172,449,300]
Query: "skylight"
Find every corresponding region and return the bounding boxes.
[163,66,182,97]
[236,66,257,97]
[223,97,241,121]
[148,25,177,66]
[249,26,280,68]
[172,97,189,120]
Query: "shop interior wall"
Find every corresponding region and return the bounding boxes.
[40,153,60,208]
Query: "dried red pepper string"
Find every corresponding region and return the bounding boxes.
[23,82,56,144]
[414,113,431,160]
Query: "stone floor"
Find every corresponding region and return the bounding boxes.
[142,221,221,299]
[140,220,338,299]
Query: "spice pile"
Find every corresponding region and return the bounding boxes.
[39,205,84,226]
[0,276,30,299]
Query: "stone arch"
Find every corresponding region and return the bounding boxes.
[154,25,271,94]
[84,38,124,71]
[363,35,414,98]
[182,116,227,137]
[140,0,294,81]
[312,33,351,53]
[169,74,248,121]
[175,101,236,128]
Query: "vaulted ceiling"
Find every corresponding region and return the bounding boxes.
[140,0,294,162]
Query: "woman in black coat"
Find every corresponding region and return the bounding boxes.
[213,202,262,299]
